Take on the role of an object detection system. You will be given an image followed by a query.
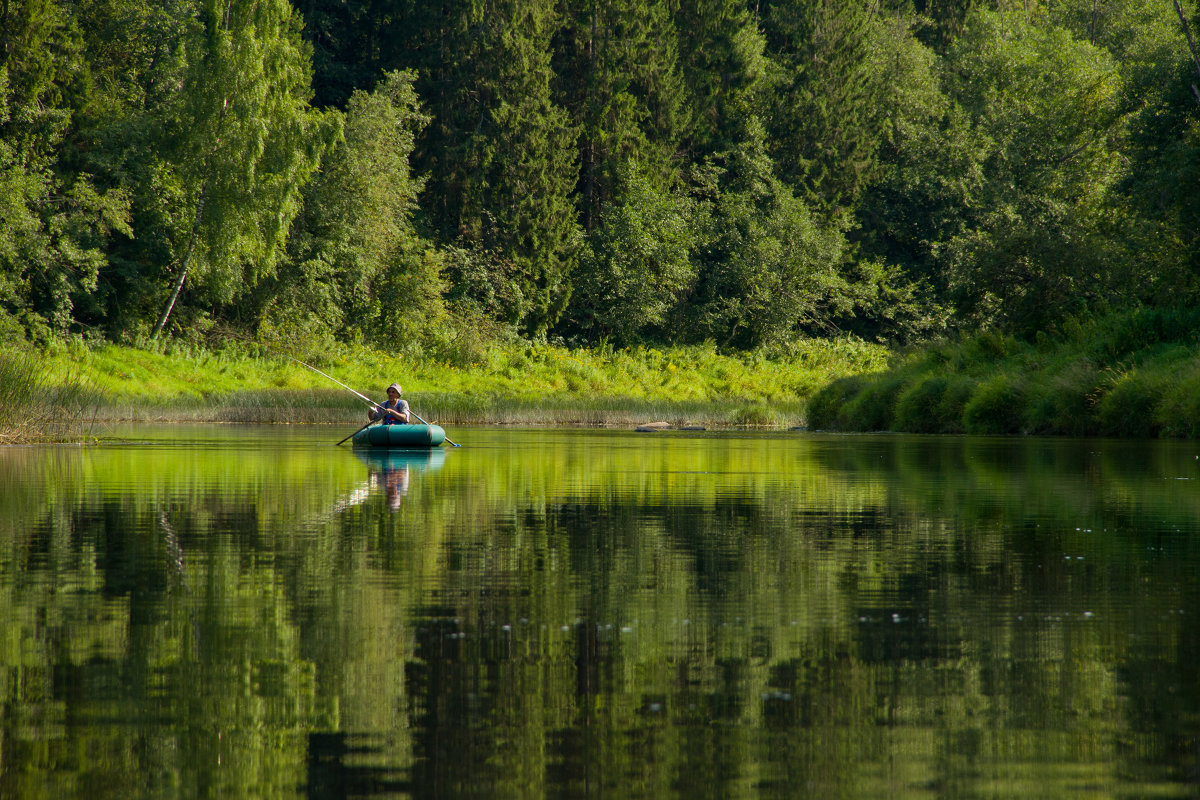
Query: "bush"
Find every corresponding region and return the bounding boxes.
[840,375,906,431]
[1097,369,1166,438]
[962,330,1023,363]
[1021,362,1101,436]
[1158,365,1200,437]
[806,375,868,430]
[935,377,976,434]
[963,375,1027,434]
[893,375,952,433]
[1085,308,1200,363]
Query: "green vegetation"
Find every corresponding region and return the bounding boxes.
[1,0,1199,436]
[33,336,888,427]
[0,351,95,443]
[810,307,1200,437]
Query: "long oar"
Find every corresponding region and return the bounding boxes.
[285,355,460,447]
[336,420,378,447]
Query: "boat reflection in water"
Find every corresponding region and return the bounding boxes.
[354,448,447,509]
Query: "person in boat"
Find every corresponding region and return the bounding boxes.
[369,383,410,425]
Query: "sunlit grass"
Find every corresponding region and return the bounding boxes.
[40,336,886,429]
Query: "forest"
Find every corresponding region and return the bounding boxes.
[1,0,1198,362]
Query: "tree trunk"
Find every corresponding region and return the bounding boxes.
[1175,0,1200,106]
[152,187,208,339]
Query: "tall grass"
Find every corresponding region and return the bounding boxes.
[40,335,883,428]
[0,351,96,442]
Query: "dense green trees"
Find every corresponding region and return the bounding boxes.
[0,0,1197,352]
[269,69,439,347]
[147,0,337,338]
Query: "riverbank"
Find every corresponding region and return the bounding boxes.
[809,307,1200,437]
[5,336,890,439]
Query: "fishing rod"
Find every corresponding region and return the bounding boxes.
[284,354,380,410]
[285,354,460,447]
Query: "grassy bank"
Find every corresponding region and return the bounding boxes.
[19,336,888,431]
[809,308,1200,438]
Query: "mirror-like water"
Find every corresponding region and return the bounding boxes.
[1,424,1199,798]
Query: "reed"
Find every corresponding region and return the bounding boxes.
[0,351,97,442]
[44,336,879,429]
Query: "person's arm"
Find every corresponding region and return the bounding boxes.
[381,402,407,423]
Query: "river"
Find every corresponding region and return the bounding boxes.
[1,424,1197,798]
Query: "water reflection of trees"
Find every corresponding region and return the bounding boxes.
[0,436,1198,797]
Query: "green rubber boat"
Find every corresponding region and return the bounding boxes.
[351,423,446,449]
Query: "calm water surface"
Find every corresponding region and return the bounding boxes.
[1,424,1199,798]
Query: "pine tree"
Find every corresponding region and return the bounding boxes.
[673,0,769,159]
[407,0,581,335]
[910,0,975,51]
[761,0,883,216]
[552,0,689,230]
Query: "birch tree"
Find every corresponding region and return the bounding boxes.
[150,0,337,338]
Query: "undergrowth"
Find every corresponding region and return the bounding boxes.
[808,307,1200,438]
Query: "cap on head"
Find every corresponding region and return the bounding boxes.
[387,383,402,395]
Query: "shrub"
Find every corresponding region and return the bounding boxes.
[935,377,976,434]
[840,375,905,431]
[1022,362,1101,436]
[1157,363,1200,437]
[893,375,952,433]
[806,375,867,430]
[963,375,1027,434]
[1097,369,1166,438]
[1085,307,1200,363]
[962,330,1023,363]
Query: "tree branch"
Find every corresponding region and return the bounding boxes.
[1174,0,1200,106]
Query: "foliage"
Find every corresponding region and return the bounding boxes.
[0,0,1199,406]
[149,0,338,334]
[938,10,1129,334]
[566,163,698,344]
[270,69,443,350]
[0,2,132,342]
[552,0,689,230]
[806,307,1200,438]
[679,118,849,349]
[761,0,883,215]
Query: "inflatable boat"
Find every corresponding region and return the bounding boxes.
[351,423,446,449]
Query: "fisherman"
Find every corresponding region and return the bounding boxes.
[369,383,410,425]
